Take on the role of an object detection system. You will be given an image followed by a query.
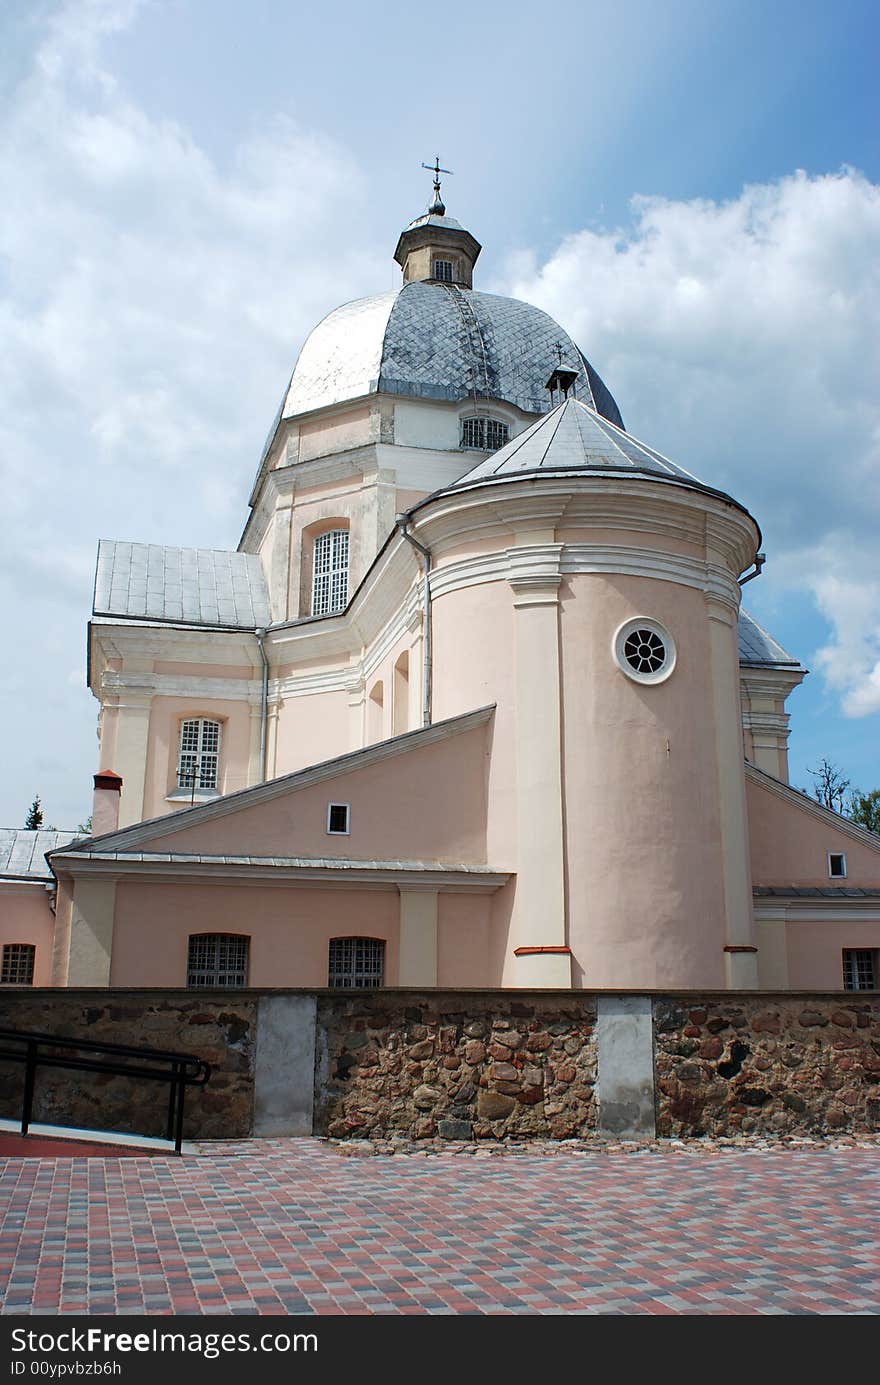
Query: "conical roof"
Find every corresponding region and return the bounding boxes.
[452,395,705,488]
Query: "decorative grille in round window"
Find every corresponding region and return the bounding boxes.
[613,618,676,685]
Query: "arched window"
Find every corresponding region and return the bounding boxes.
[187,934,249,987]
[461,416,509,452]
[311,528,349,616]
[328,937,385,988]
[177,718,221,791]
[1,944,35,985]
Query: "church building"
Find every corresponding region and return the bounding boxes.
[4,173,880,995]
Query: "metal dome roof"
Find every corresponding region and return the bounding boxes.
[279,281,623,426]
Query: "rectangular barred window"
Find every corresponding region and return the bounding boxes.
[187,934,249,988]
[485,419,509,451]
[177,718,221,791]
[328,937,385,988]
[433,259,454,282]
[312,528,349,616]
[1,944,36,985]
[843,949,876,991]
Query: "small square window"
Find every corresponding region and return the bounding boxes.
[327,803,350,835]
[828,852,847,878]
[433,259,454,282]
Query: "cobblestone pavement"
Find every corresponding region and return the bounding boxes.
[1,1139,879,1315]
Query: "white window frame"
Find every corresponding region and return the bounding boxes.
[613,617,677,686]
[327,802,351,835]
[828,851,847,879]
[842,948,876,991]
[176,718,221,793]
[460,416,510,452]
[1,943,36,985]
[311,528,349,617]
[186,934,249,988]
[328,937,385,988]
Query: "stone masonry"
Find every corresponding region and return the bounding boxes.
[315,991,598,1140]
[0,992,256,1140]
[655,994,880,1137]
[1,989,878,1145]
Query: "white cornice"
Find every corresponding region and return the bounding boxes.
[740,667,806,696]
[428,541,741,607]
[746,762,880,851]
[49,853,509,892]
[101,671,263,703]
[754,900,880,922]
[53,704,495,856]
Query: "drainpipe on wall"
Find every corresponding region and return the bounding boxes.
[255,628,269,781]
[396,515,432,728]
[738,552,766,586]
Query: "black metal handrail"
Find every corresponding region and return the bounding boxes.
[0,1026,210,1154]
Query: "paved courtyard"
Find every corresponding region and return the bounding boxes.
[1,1140,879,1315]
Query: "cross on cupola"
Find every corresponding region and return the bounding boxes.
[421,156,453,216]
[393,157,482,289]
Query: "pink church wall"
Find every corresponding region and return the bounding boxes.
[273,689,350,775]
[142,696,255,816]
[785,920,880,989]
[560,572,730,987]
[436,894,492,986]
[123,723,489,866]
[747,777,880,886]
[109,881,400,988]
[0,883,56,986]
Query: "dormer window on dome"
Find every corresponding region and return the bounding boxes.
[461,416,509,452]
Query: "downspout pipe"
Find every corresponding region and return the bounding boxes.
[255,628,269,781]
[738,552,766,587]
[396,515,432,728]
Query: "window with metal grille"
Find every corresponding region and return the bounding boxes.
[177,718,221,791]
[328,937,385,988]
[187,934,249,987]
[1,944,35,985]
[461,417,509,451]
[843,949,877,991]
[312,528,349,616]
[433,259,454,282]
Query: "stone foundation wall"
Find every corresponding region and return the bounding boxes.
[1,989,877,1144]
[655,995,880,1137]
[0,992,256,1140]
[315,991,598,1140]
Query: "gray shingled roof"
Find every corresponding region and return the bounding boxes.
[280,282,623,425]
[451,395,707,487]
[94,542,271,628]
[737,608,801,667]
[0,830,80,881]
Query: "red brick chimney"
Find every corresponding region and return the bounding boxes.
[92,770,123,836]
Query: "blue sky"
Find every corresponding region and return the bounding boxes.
[0,0,878,825]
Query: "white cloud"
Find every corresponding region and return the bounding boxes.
[498,170,880,718]
[0,0,385,825]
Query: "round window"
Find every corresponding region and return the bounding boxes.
[613,618,676,685]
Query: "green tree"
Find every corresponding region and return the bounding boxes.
[851,788,880,835]
[23,795,43,830]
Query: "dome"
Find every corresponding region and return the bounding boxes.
[279,281,623,427]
